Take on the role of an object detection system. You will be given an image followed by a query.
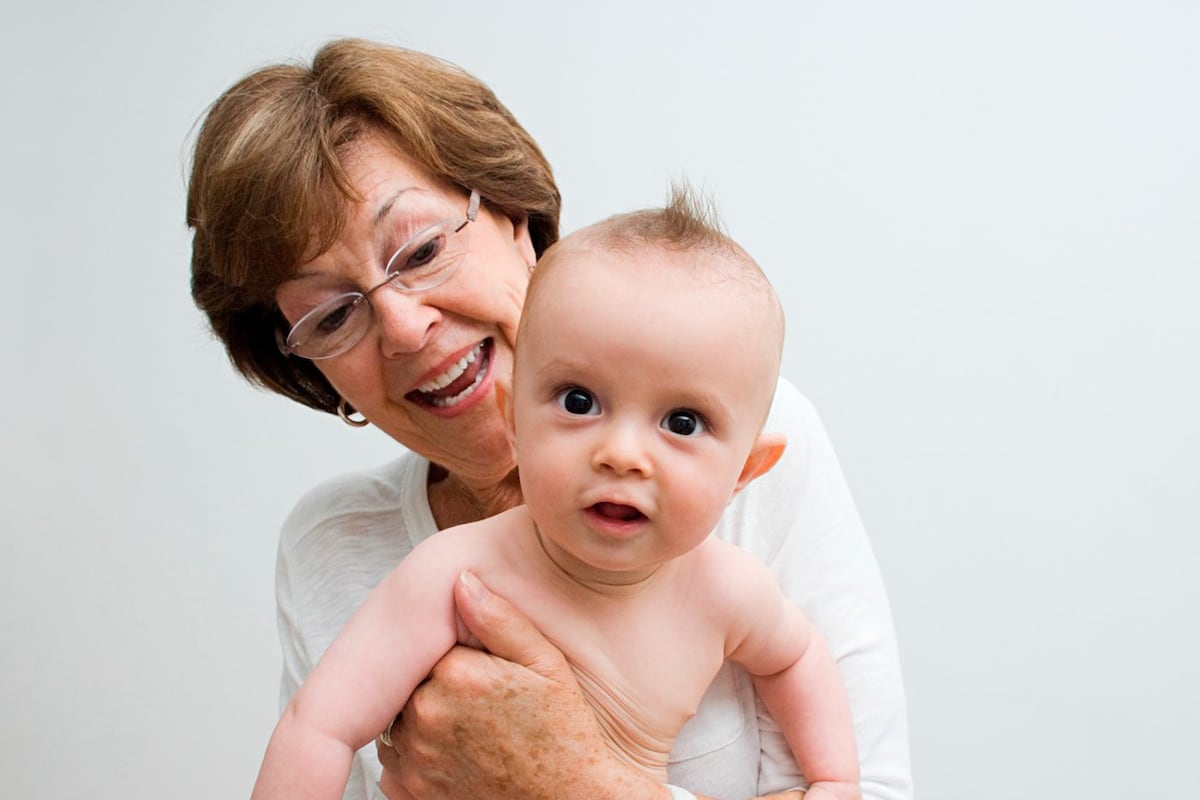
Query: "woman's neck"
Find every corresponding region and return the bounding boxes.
[427,463,523,529]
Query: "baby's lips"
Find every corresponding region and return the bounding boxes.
[591,502,644,522]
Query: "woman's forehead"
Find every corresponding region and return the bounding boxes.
[288,142,460,278]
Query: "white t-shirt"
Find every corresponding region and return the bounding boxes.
[275,379,912,800]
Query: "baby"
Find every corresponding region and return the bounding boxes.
[252,188,861,800]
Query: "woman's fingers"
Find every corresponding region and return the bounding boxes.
[453,570,572,680]
[373,573,658,799]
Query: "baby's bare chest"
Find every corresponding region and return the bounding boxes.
[490,571,730,777]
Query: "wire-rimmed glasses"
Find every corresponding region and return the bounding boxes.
[278,189,481,360]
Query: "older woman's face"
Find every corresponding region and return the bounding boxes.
[274,131,536,483]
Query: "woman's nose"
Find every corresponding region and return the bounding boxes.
[592,422,653,477]
[370,288,439,356]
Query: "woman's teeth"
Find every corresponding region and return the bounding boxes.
[416,342,489,408]
[419,344,480,392]
[428,370,486,408]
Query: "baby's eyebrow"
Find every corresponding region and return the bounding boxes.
[533,356,585,375]
[686,394,731,418]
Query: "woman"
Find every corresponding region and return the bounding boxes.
[189,38,910,800]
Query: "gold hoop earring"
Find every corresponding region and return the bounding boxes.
[337,399,370,428]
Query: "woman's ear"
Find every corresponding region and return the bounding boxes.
[512,214,537,267]
[732,433,787,497]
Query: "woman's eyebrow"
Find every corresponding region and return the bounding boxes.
[375,187,418,226]
[281,187,422,284]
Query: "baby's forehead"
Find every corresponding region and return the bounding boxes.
[529,239,782,353]
[541,235,757,292]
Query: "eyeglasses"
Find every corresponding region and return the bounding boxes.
[278,189,481,360]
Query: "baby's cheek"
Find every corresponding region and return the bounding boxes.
[519,459,565,514]
[670,476,730,536]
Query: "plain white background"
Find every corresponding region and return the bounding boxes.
[3,1,1197,797]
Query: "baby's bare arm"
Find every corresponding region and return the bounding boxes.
[752,622,860,800]
[252,540,465,799]
[717,545,860,800]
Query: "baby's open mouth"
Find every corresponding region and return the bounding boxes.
[407,339,491,409]
[590,502,646,522]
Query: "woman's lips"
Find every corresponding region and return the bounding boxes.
[406,339,492,409]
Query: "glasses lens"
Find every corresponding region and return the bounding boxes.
[282,203,474,360]
[385,219,465,291]
[286,293,370,359]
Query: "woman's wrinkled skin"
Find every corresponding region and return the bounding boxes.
[274,131,535,527]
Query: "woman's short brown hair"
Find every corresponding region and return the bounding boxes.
[187,38,561,413]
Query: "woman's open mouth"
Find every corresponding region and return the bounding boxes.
[407,339,492,409]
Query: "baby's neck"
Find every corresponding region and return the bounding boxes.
[530,520,672,598]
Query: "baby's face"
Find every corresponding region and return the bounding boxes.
[509,245,779,584]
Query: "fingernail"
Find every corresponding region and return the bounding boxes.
[460,570,489,602]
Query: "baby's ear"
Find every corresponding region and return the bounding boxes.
[495,378,518,456]
[732,433,787,497]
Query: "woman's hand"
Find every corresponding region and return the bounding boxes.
[376,572,664,800]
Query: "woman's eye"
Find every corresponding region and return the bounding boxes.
[314,300,355,334]
[393,232,444,273]
[557,388,599,416]
[663,409,706,436]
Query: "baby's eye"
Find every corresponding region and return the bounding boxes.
[662,409,706,436]
[557,387,600,416]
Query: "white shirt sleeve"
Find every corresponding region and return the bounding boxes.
[274,454,431,800]
[728,379,912,799]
